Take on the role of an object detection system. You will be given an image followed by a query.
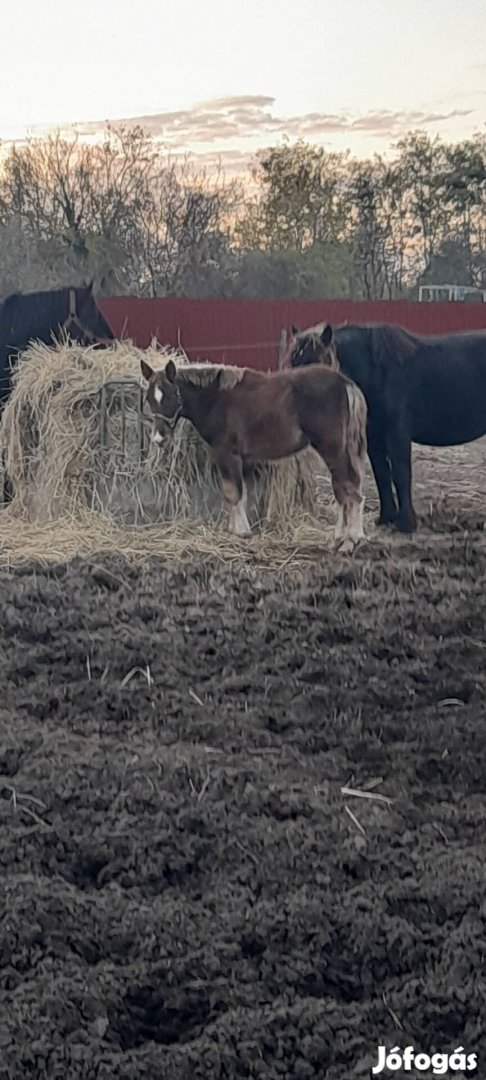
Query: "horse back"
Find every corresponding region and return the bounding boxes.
[209,368,327,458]
[363,324,486,445]
[236,366,348,418]
[225,370,297,437]
[289,364,350,408]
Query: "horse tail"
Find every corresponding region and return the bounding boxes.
[344,379,367,466]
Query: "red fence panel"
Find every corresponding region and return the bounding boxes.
[99,297,486,371]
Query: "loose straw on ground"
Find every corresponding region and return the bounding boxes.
[0,508,338,571]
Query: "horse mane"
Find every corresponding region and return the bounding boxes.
[175,360,246,390]
[369,323,420,363]
[296,322,325,340]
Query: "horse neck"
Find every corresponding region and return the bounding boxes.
[179,379,217,430]
[5,292,66,347]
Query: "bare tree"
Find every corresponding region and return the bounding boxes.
[0,125,484,301]
[0,126,157,290]
[135,158,241,296]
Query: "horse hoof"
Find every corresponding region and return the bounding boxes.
[232,528,252,539]
[376,511,397,527]
[395,513,417,534]
[335,538,355,555]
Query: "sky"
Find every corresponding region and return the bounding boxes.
[1,0,485,172]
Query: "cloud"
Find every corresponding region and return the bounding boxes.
[335,108,473,137]
[197,94,275,112]
[4,96,476,162]
[73,96,474,147]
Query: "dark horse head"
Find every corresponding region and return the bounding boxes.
[60,280,115,347]
[287,322,340,371]
[0,280,114,406]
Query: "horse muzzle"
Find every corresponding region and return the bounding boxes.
[151,406,182,441]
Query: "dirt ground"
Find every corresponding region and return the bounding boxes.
[1,441,486,1079]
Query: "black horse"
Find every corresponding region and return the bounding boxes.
[288,320,486,533]
[0,281,114,502]
[0,280,114,409]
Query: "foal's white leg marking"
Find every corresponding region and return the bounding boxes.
[337,496,365,553]
[222,477,251,537]
[337,505,356,553]
[231,481,251,537]
[344,500,358,541]
[347,477,365,542]
[352,495,365,541]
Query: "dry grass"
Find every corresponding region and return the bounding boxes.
[0,508,341,571]
[1,439,485,571]
[0,339,326,567]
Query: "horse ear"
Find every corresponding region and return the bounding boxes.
[291,324,299,337]
[321,324,333,346]
[140,359,153,383]
[165,359,176,383]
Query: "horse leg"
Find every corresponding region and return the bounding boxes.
[367,426,397,526]
[333,472,365,554]
[386,430,417,533]
[315,441,365,553]
[213,451,251,537]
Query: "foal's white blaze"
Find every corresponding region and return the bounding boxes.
[154,386,163,404]
[152,430,163,444]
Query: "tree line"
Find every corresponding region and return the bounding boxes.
[0,125,484,300]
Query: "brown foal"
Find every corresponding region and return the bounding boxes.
[141,358,368,552]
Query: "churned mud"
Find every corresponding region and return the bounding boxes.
[1,444,486,1078]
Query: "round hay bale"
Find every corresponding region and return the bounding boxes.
[0,340,318,532]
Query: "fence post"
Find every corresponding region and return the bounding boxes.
[278,328,287,370]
